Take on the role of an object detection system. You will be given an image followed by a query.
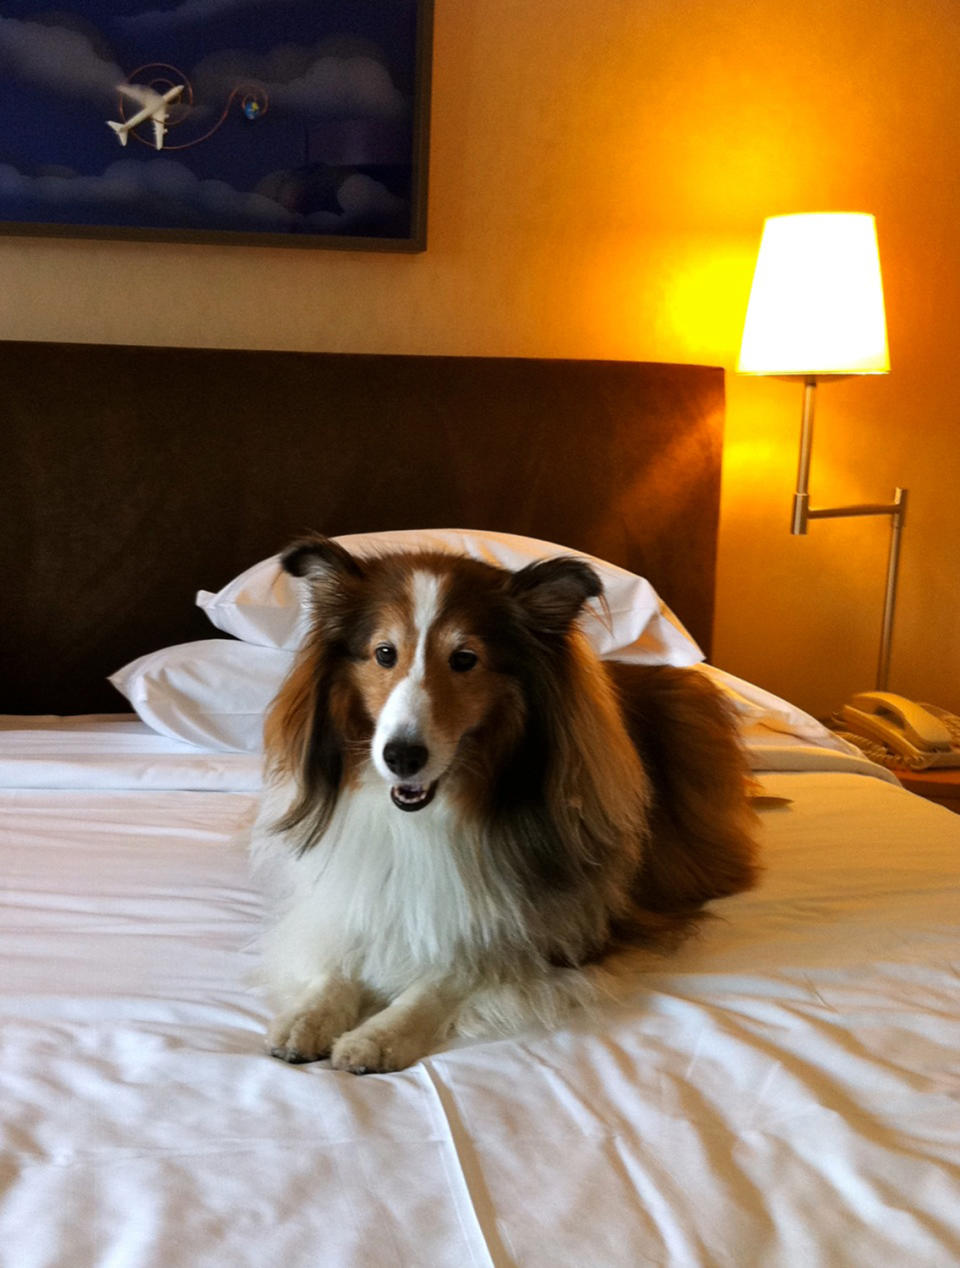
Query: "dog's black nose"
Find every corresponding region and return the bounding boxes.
[383,740,428,779]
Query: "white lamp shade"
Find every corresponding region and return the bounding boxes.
[738,213,890,376]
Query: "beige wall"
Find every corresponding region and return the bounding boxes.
[2,0,958,717]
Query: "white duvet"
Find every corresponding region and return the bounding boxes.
[1,717,958,1267]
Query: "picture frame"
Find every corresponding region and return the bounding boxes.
[0,0,433,252]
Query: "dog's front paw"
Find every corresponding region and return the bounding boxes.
[330,1026,425,1075]
[267,977,368,1064]
[268,1007,341,1064]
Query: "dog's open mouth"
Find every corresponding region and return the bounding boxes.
[390,781,438,812]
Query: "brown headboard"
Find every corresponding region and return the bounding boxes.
[0,342,724,714]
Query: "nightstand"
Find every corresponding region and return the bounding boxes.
[892,766,960,814]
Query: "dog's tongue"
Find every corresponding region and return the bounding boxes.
[390,782,436,812]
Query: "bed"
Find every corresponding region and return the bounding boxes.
[2,344,958,1267]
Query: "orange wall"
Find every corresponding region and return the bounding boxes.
[2,0,958,716]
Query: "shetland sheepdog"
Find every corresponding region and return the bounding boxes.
[249,535,758,1073]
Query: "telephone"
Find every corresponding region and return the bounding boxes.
[838,691,960,768]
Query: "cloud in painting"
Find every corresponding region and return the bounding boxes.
[0,16,122,102]
[0,159,404,236]
[192,47,408,121]
[335,173,405,218]
[0,159,292,230]
[274,55,406,117]
[120,0,272,36]
[0,14,406,123]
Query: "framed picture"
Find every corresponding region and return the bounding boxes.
[0,0,433,251]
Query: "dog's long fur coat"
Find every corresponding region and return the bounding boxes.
[249,536,759,1072]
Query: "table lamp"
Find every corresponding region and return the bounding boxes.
[738,212,903,691]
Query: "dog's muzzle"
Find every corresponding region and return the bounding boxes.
[390,781,438,812]
[383,739,437,812]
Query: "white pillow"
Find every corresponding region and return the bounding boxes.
[696,664,851,747]
[196,528,703,667]
[109,641,295,753]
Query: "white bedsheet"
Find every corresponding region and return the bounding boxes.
[1,722,958,1267]
[0,715,262,791]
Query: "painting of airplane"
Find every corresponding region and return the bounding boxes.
[0,0,430,248]
[107,84,184,151]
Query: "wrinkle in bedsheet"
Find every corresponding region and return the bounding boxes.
[417,1060,506,1267]
[1,1028,512,1267]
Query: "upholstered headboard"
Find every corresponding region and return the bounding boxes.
[1,342,724,714]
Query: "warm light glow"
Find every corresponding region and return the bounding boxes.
[738,213,890,376]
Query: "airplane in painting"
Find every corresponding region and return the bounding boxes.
[107,84,184,151]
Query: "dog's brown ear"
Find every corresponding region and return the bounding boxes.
[281,534,364,582]
[508,556,603,635]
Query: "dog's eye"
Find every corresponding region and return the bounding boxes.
[449,650,478,673]
[374,643,397,668]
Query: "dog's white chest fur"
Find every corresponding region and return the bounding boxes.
[251,773,516,1000]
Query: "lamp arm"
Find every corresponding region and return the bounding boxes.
[790,377,818,533]
[792,377,905,527]
[789,375,908,691]
[876,486,908,692]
